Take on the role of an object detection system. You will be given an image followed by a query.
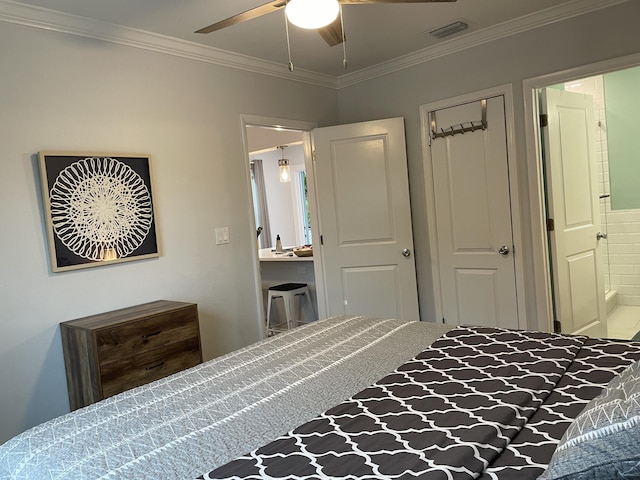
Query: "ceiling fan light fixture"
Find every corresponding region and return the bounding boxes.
[285,0,340,30]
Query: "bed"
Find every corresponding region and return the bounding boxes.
[1,315,639,479]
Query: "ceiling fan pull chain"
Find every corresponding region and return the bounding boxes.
[284,4,294,72]
[340,4,347,69]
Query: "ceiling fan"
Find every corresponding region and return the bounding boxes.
[195,0,457,48]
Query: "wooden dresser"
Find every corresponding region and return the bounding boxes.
[60,300,202,410]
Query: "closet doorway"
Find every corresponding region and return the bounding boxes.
[420,84,525,331]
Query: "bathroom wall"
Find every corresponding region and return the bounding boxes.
[605,68,640,210]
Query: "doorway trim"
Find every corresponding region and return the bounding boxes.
[240,114,322,333]
[524,52,640,333]
[420,83,526,327]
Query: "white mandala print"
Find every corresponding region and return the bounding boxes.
[49,157,153,261]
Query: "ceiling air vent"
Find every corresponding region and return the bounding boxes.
[429,20,468,39]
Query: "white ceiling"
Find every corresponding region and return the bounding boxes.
[11,0,591,77]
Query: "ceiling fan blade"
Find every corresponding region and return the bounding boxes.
[338,0,456,3]
[195,0,456,37]
[195,0,286,34]
[317,16,345,47]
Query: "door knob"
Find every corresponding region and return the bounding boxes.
[498,245,510,256]
[402,248,411,258]
[596,232,608,240]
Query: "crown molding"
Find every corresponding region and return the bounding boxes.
[0,0,627,90]
[0,0,338,89]
[337,0,628,88]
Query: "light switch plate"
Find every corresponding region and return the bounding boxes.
[215,227,230,245]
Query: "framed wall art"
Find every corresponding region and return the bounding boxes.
[38,152,159,272]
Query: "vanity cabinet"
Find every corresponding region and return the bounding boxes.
[60,300,202,410]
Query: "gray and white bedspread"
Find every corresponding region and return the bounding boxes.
[201,326,640,480]
[0,316,453,480]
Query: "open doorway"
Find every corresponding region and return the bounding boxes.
[242,116,321,336]
[548,72,640,340]
[525,54,640,340]
[242,114,421,329]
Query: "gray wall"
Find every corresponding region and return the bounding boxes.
[0,22,337,443]
[337,1,640,330]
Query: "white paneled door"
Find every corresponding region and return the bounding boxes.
[541,88,607,337]
[312,118,420,320]
[428,96,519,329]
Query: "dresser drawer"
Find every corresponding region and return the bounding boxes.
[96,308,198,362]
[100,337,201,398]
[61,300,202,410]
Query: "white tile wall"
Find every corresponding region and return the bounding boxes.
[565,76,640,306]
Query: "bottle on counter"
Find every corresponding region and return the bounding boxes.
[256,226,263,251]
[275,234,283,253]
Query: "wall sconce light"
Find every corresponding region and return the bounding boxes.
[278,145,291,182]
[285,0,340,29]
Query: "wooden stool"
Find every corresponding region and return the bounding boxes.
[266,283,313,336]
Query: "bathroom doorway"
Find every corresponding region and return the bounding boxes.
[525,55,640,340]
[245,122,319,332]
[547,72,640,339]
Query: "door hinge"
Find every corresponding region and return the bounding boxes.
[312,150,317,162]
[320,234,324,245]
[553,320,562,333]
[540,113,549,128]
[546,218,555,232]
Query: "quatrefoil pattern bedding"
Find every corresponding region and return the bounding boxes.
[203,327,640,480]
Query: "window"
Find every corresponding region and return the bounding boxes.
[297,170,312,244]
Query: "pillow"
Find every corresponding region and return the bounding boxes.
[540,360,640,480]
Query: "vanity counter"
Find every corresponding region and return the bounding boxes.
[258,247,313,262]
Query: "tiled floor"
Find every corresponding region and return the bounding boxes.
[607,305,640,340]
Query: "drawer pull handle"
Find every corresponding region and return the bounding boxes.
[141,330,161,339]
[145,362,165,371]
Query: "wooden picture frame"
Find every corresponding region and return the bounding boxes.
[38,152,159,272]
